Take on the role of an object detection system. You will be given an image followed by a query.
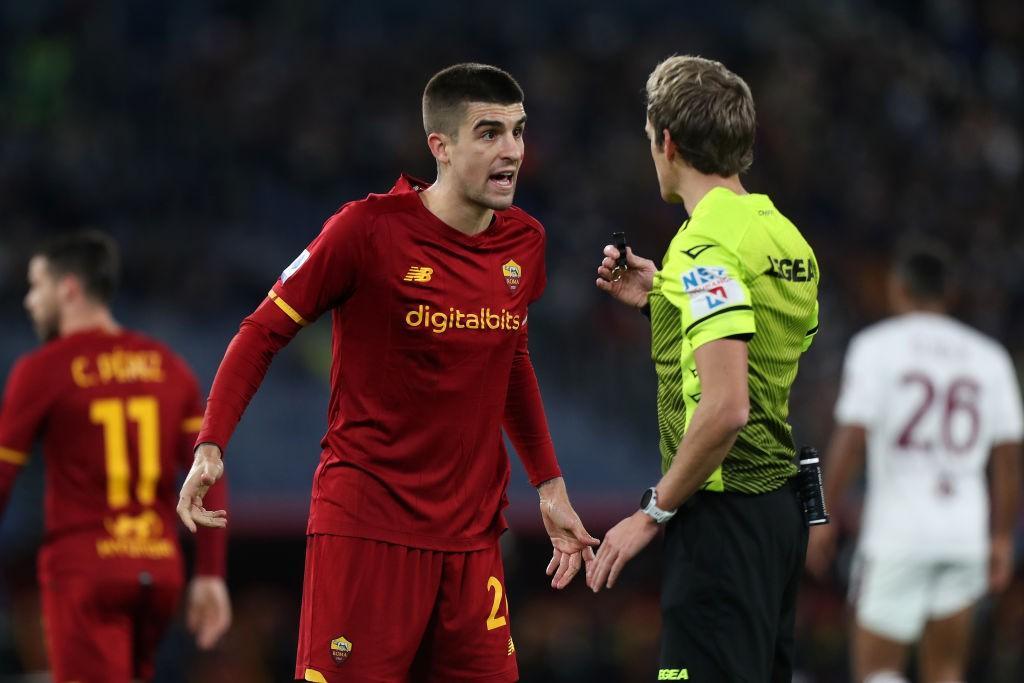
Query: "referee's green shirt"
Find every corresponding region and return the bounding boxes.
[649,187,819,494]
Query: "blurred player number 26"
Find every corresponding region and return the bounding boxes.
[895,372,982,496]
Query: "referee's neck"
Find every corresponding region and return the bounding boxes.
[675,170,746,216]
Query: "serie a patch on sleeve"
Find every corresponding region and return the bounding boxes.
[680,265,746,319]
[281,249,310,283]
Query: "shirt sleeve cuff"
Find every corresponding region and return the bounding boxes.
[688,307,757,349]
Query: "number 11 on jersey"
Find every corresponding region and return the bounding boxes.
[89,396,161,508]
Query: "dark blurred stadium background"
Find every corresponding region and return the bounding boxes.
[1,0,1021,681]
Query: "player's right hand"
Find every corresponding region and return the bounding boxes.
[595,244,657,309]
[538,478,600,589]
[177,444,228,533]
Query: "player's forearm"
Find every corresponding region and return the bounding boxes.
[536,476,566,499]
[821,425,866,513]
[655,399,746,511]
[990,442,1022,540]
[197,304,296,453]
[503,336,561,485]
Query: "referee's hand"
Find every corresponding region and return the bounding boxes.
[177,445,228,533]
[588,510,659,592]
[595,245,656,310]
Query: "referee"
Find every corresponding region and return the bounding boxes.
[589,55,821,681]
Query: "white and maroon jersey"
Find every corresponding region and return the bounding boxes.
[835,312,1023,559]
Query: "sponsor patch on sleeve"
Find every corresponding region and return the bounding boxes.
[680,265,746,319]
[281,249,310,283]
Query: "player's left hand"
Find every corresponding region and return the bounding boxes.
[187,575,232,650]
[177,445,228,533]
[587,510,659,592]
[538,477,600,589]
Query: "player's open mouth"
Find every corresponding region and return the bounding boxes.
[489,172,515,189]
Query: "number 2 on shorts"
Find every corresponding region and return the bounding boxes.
[486,576,509,630]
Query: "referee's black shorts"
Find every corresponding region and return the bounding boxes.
[659,481,807,682]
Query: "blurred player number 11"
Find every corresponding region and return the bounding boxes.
[89,395,161,508]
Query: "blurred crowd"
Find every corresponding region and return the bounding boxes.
[1,0,1022,680]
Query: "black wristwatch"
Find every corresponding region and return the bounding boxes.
[640,487,677,524]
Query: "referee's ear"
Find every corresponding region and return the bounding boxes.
[661,129,681,163]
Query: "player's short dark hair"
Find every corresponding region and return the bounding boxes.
[422,63,524,137]
[34,230,120,303]
[646,55,756,176]
[893,241,953,302]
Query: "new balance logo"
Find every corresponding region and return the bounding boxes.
[403,266,434,282]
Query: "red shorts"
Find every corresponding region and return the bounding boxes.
[296,534,519,683]
[41,572,182,683]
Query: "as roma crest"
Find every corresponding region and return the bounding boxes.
[502,259,522,292]
[330,636,353,664]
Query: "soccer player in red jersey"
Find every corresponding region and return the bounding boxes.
[0,232,231,683]
[177,63,597,682]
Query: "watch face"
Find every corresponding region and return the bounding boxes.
[640,488,653,509]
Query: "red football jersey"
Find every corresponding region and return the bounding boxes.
[200,175,561,551]
[0,329,226,584]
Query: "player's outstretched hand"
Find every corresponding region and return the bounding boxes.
[587,510,658,593]
[177,444,228,533]
[538,477,600,589]
[595,245,657,310]
[187,575,232,650]
[545,546,597,591]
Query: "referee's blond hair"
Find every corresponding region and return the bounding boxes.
[646,55,756,177]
